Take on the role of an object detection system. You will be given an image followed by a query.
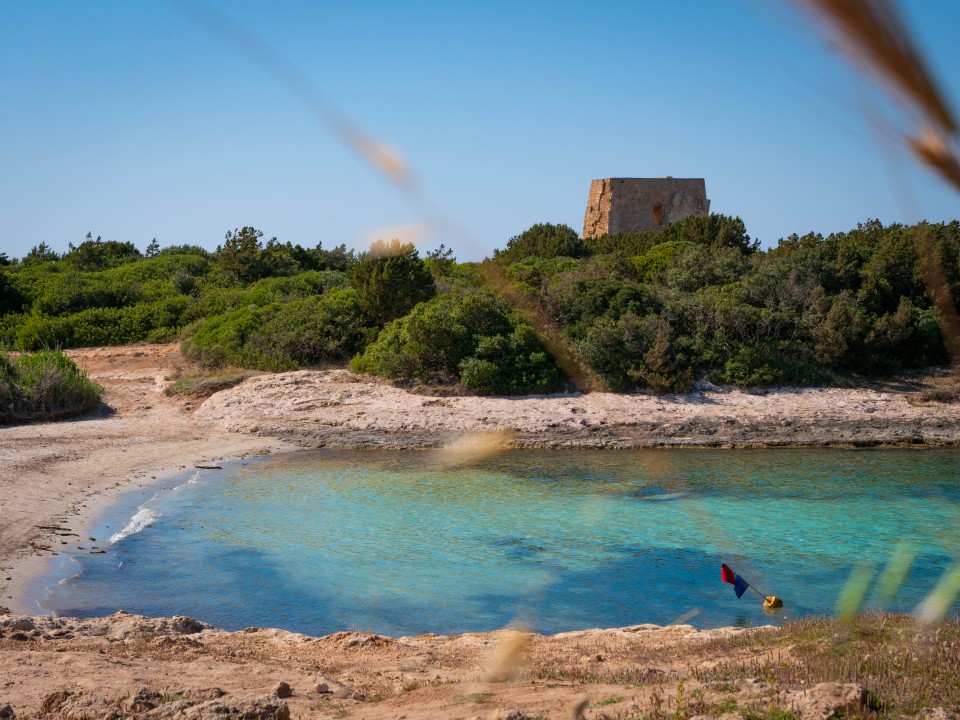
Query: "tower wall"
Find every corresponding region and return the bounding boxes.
[583,178,710,238]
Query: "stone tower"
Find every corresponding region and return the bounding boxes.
[582,178,710,238]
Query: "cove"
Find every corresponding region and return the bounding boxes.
[37,448,960,636]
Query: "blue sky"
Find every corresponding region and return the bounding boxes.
[2,1,959,261]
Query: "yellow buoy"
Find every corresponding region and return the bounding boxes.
[764,596,784,609]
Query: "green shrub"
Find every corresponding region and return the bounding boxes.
[351,291,564,394]
[584,214,756,257]
[575,313,694,393]
[246,289,369,366]
[494,223,586,264]
[0,350,102,423]
[631,240,694,282]
[349,239,435,325]
[181,289,368,371]
[64,236,142,271]
[546,269,656,336]
[0,268,23,315]
[171,269,197,295]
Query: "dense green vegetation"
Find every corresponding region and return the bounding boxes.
[1,215,957,394]
[0,350,103,423]
[491,216,956,390]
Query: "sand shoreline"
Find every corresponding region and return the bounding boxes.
[10,452,290,617]
[197,368,960,450]
[0,344,298,617]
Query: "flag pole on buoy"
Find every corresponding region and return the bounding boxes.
[721,562,783,609]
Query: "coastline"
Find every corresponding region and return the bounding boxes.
[18,452,284,618]
[2,343,959,718]
[4,343,959,615]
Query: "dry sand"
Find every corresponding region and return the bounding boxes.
[1,343,958,718]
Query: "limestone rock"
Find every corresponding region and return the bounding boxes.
[788,682,869,720]
[39,688,120,719]
[168,615,206,634]
[314,675,363,701]
[148,696,289,719]
[125,688,163,713]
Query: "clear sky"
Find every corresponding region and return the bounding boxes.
[3,1,959,262]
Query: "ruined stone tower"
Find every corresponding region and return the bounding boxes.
[582,178,710,238]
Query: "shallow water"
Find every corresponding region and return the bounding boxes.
[38,448,960,636]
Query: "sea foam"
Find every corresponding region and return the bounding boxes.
[110,508,160,544]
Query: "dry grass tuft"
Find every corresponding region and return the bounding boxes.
[693,613,960,717]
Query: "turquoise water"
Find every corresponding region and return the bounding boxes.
[39,449,960,636]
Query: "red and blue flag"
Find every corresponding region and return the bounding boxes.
[721,562,751,599]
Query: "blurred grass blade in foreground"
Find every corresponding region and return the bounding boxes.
[914,563,960,624]
[796,0,960,194]
[874,542,916,608]
[836,563,876,621]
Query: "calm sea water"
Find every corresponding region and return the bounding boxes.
[37,449,960,636]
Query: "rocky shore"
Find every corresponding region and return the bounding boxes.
[197,368,960,449]
[1,611,956,719]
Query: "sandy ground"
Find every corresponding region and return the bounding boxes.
[1,343,958,718]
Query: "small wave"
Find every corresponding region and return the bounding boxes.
[173,470,203,492]
[57,557,84,585]
[110,508,160,544]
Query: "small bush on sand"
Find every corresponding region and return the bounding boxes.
[0,350,103,423]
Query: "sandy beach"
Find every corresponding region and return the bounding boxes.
[1,342,959,718]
